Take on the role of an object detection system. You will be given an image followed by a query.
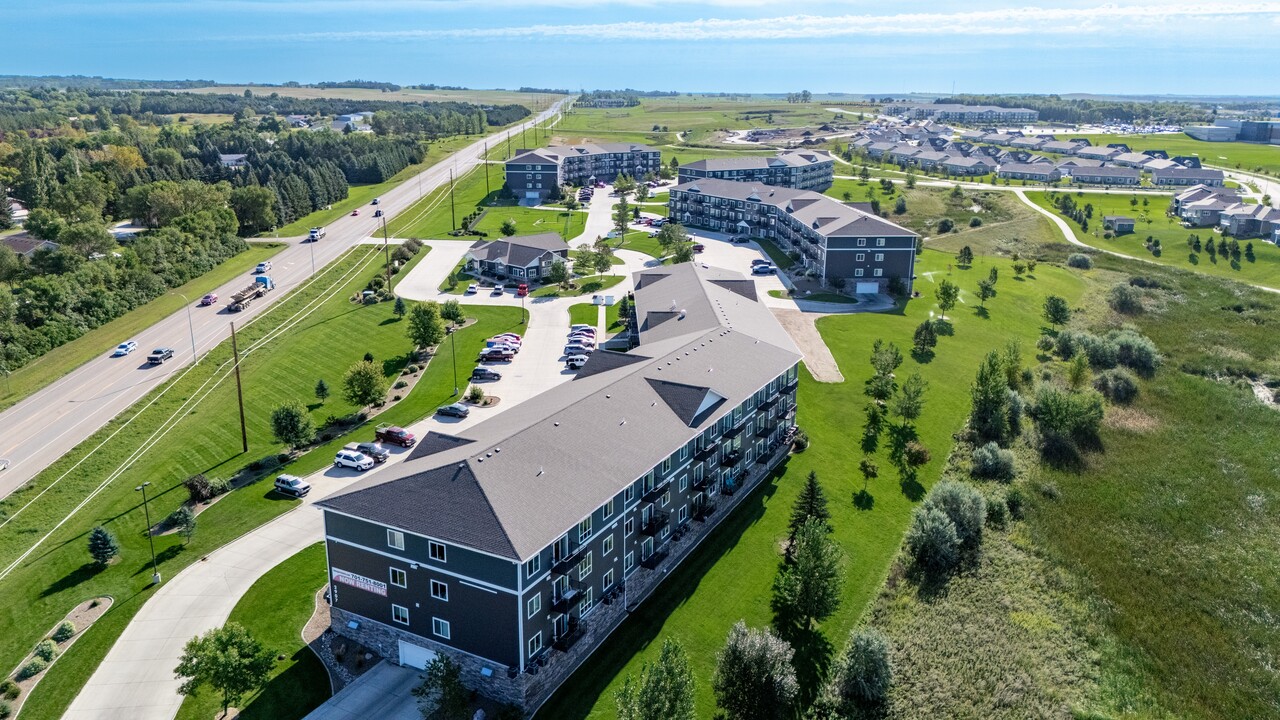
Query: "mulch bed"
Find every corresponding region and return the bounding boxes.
[304,587,380,694]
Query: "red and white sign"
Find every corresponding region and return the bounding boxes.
[332,567,387,597]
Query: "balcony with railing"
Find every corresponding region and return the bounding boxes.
[694,445,717,463]
[693,501,718,522]
[552,617,583,651]
[639,547,670,570]
[720,450,743,468]
[639,511,670,536]
[551,545,588,576]
[640,477,673,504]
[692,472,712,491]
[550,582,582,614]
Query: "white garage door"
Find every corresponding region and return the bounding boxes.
[398,640,437,670]
[855,282,879,294]
[525,191,540,200]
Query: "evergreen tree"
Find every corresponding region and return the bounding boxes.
[314,378,330,404]
[970,351,1011,443]
[393,296,406,318]
[88,526,120,567]
[788,471,831,540]
[956,245,974,266]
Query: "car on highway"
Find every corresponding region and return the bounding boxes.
[372,198,381,205]
[113,341,138,357]
[255,261,272,273]
[479,348,514,362]
[374,209,383,218]
[466,284,478,294]
[274,474,311,498]
[147,347,175,365]
[471,367,502,382]
[334,449,374,471]
[351,209,360,216]
[565,354,590,370]
[199,293,218,306]
[375,424,416,447]
[308,227,326,241]
[436,403,470,419]
[346,442,390,463]
[752,263,776,275]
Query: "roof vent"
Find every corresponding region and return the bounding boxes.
[486,452,493,458]
[553,421,560,426]
[620,419,626,426]
[537,467,544,476]
[495,447,501,453]
[606,394,612,399]
[477,457,484,463]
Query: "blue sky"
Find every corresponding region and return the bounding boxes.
[11,1,1280,95]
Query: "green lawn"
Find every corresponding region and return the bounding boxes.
[568,302,623,335]
[536,250,1085,718]
[386,166,508,239]
[0,242,285,413]
[8,244,523,720]
[612,231,666,259]
[754,237,795,270]
[796,292,858,304]
[1079,133,1280,176]
[475,207,586,241]
[175,543,330,720]
[1026,190,1280,291]
[530,275,624,298]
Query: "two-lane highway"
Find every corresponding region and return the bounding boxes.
[0,99,567,499]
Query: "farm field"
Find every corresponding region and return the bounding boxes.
[178,84,561,110]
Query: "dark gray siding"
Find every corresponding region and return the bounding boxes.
[824,241,915,283]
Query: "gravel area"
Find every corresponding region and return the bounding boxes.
[771,309,845,383]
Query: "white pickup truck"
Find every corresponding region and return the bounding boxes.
[308,227,326,241]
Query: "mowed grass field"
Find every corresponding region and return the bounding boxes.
[536,250,1085,719]
[474,206,587,241]
[0,242,284,412]
[175,543,330,720]
[1025,190,1280,291]
[568,302,622,335]
[179,85,561,110]
[385,166,502,239]
[1080,132,1280,176]
[8,243,524,720]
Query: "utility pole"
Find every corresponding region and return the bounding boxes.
[229,321,248,453]
[449,168,456,230]
[483,142,490,196]
[506,131,511,159]
[381,214,393,290]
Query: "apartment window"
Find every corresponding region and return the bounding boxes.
[855,253,865,261]
[874,268,883,277]
[625,552,635,572]
[679,475,688,492]
[603,499,615,519]
[582,586,594,612]
[389,567,407,588]
[693,464,704,483]
[579,552,592,580]
[525,555,540,578]
[678,506,688,524]
[679,442,691,461]
[604,535,615,556]
[429,541,447,563]
[528,632,543,657]
[877,238,886,247]
[603,569,615,591]
[857,238,867,246]
[661,457,672,474]
[661,491,671,507]
[430,580,448,601]
[624,485,634,503]
[387,530,404,551]
[432,617,451,639]
[578,517,593,543]
[875,253,884,262]
[855,269,865,277]
[392,604,409,625]
[660,525,671,540]
[526,182,532,189]
[625,517,635,536]
[528,593,541,618]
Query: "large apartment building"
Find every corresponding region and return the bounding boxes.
[885,103,1039,124]
[505,143,662,201]
[677,150,835,191]
[668,178,919,294]
[318,263,801,713]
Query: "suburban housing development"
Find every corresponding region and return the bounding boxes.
[504,142,662,200]
[677,149,835,191]
[668,178,919,293]
[316,263,801,712]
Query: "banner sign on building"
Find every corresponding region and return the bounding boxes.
[332,567,388,597]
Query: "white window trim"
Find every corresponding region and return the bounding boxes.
[432,617,451,639]
[528,632,543,657]
[528,593,541,618]
[392,604,409,625]
[387,530,405,551]
[430,579,449,601]
[429,541,447,563]
[603,535,614,556]
[390,567,407,588]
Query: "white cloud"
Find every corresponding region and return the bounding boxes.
[257,2,1280,41]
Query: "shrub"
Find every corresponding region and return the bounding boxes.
[0,700,10,718]
[184,473,215,503]
[968,216,983,227]
[986,495,1009,529]
[1108,284,1143,314]
[905,507,958,574]
[925,481,986,552]
[791,428,809,452]
[1109,328,1160,373]
[0,680,17,700]
[1006,487,1026,520]
[17,658,47,680]
[1067,253,1093,269]
[937,218,955,233]
[971,442,1015,481]
[1007,388,1025,434]
[1129,275,1163,289]
[33,640,57,662]
[393,380,408,389]
[1036,335,1055,353]
[467,385,485,403]
[1094,368,1139,403]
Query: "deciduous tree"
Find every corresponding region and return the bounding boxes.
[712,622,798,720]
[175,623,275,717]
[270,400,315,449]
[935,279,959,320]
[407,301,446,349]
[772,518,843,628]
[615,638,697,720]
[1043,295,1071,329]
[342,360,388,407]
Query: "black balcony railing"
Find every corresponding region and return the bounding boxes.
[782,379,799,393]
[694,445,717,462]
[550,546,587,576]
[640,477,672,504]
[720,450,743,468]
[692,473,711,491]
[723,424,744,440]
[640,548,669,569]
[758,396,779,412]
[693,501,717,521]
[755,424,774,439]
[553,619,583,652]
[639,511,670,536]
[550,584,582,614]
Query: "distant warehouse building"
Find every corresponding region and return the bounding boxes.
[669,178,918,294]
[505,143,662,201]
[678,150,835,191]
[1185,120,1280,144]
[884,103,1039,124]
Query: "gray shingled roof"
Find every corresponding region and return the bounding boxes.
[1152,167,1225,181]
[467,233,567,267]
[509,143,658,165]
[319,264,801,561]
[683,150,832,172]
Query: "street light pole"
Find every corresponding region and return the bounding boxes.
[172,292,198,360]
[380,214,392,290]
[135,482,161,585]
[450,330,458,396]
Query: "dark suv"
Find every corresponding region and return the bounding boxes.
[348,442,390,463]
[471,367,502,382]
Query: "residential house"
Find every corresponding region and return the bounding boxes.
[886,144,924,165]
[317,262,801,714]
[1112,152,1154,168]
[668,178,918,293]
[1,233,58,257]
[678,150,835,191]
[1069,166,1141,185]
[942,156,995,176]
[1041,140,1085,155]
[505,143,662,201]
[864,142,898,160]
[981,133,1016,146]
[218,153,248,168]
[1010,136,1048,150]
[1075,146,1121,161]
[885,103,1038,124]
[910,151,952,170]
[1055,158,1104,169]
[1219,203,1280,238]
[998,163,1062,182]
[1141,158,1183,172]
[1170,184,1239,227]
[1172,155,1202,169]
[464,233,570,282]
[1151,167,1225,187]
[1103,215,1136,234]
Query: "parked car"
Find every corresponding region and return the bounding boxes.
[494,332,522,341]
[731,236,751,244]
[486,342,520,355]
[113,341,138,357]
[375,424,416,447]
[752,263,776,275]
[479,348,514,362]
[569,324,594,333]
[471,367,502,382]
[466,284,478,294]
[493,285,505,295]
[489,337,522,349]
[568,334,596,346]
[517,284,529,297]
[751,258,770,267]
[692,244,706,253]
[334,449,374,471]
[564,343,596,356]
[436,403,470,419]
[199,293,218,306]
[255,261,272,273]
[346,442,389,463]
[274,474,311,498]
[565,354,590,370]
[147,347,175,365]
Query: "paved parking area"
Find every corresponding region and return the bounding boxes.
[302,661,421,720]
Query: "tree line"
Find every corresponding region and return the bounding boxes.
[936,94,1212,124]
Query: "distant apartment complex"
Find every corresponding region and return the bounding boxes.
[505,143,662,200]
[318,263,801,713]
[677,150,835,191]
[884,102,1039,124]
[669,178,918,293]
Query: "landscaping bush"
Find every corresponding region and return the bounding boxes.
[52,621,76,643]
[925,481,986,552]
[17,658,47,680]
[0,700,10,718]
[33,640,57,662]
[1094,368,1139,403]
[971,442,1015,481]
[968,216,983,227]
[0,680,19,700]
[183,473,215,503]
[467,385,484,403]
[1108,284,1143,314]
[937,218,955,233]
[1067,253,1093,269]
[791,428,809,452]
[1035,335,1055,353]
[393,380,408,389]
